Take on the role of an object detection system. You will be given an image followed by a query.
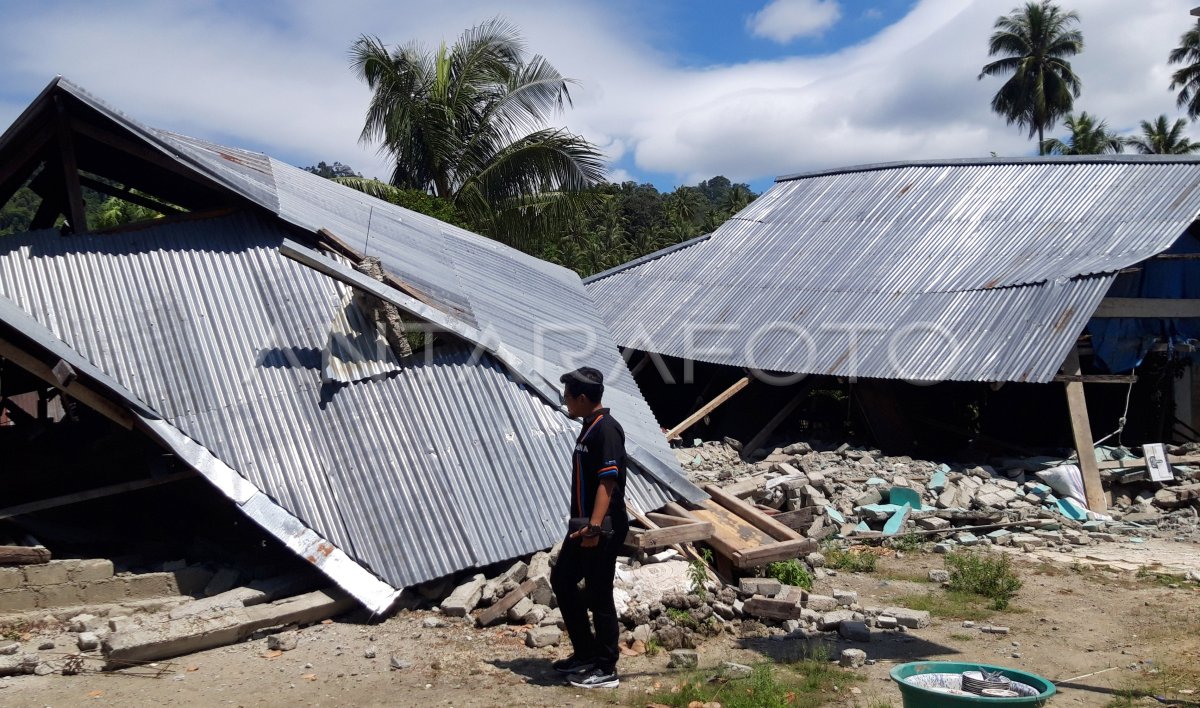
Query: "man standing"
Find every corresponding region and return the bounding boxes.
[550,366,629,690]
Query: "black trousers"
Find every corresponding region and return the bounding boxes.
[550,532,623,670]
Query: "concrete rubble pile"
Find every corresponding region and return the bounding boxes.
[679,438,1200,554]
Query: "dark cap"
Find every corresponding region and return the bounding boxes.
[560,366,604,401]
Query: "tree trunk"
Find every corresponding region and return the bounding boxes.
[1038,125,1045,155]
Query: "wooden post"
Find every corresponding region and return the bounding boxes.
[1062,347,1107,512]
[54,97,88,234]
[665,375,751,440]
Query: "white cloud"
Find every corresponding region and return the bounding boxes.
[0,0,1196,192]
[747,0,842,43]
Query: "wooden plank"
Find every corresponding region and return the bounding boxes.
[1061,347,1108,512]
[474,578,537,627]
[704,484,803,542]
[55,97,88,234]
[645,512,695,527]
[78,175,184,216]
[665,376,752,440]
[0,121,55,208]
[1052,374,1138,384]
[631,522,714,549]
[1097,454,1200,470]
[720,473,772,499]
[772,507,818,532]
[0,337,134,429]
[740,385,809,460]
[663,501,769,563]
[0,546,51,566]
[732,538,819,568]
[0,471,196,520]
[1093,298,1200,319]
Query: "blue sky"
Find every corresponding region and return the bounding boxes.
[0,1,1196,195]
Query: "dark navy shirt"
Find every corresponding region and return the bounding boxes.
[570,408,628,531]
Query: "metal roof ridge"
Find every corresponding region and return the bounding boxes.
[775,155,1200,183]
[582,232,713,285]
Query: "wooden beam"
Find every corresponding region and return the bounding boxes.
[54,97,88,234]
[1061,347,1107,512]
[704,484,803,542]
[1097,453,1200,470]
[0,121,55,208]
[1093,298,1200,319]
[732,538,818,567]
[0,337,133,429]
[0,471,196,521]
[645,512,696,527]
[0,546,51,566]
[629,522,714,549]
[78,174,184,216]
[665,375,752,439]
[741,384,809,460]
[29,176,64,230]
[1052,374,1137,384]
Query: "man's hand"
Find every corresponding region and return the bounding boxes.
[568,525,602,548]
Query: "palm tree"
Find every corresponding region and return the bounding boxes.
[1040,112,1123,155]
[978,1,1084,154]
[1171,26,1200,120]
[1126,114,1200,154]
[348,18,605,246]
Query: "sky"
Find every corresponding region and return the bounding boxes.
[0,0,1197,193]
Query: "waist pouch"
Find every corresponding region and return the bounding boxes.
[568,516,613,538]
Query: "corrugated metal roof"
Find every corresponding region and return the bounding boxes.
[0,212,679,602]
[586,159,1200,383]
[40,77,689,499]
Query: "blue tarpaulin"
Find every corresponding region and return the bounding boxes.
[1088,228,1200,373]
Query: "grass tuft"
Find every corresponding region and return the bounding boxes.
[644,658,860,708]
[765,559,813,589]
[824,545,878,573]
[944,550,1022,609]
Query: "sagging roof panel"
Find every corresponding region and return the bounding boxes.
[0,211,679,595]
[587,158,1200,383]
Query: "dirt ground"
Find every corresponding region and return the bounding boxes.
[2,546,1198,708]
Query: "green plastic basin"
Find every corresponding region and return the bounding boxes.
[890,661,1056,707]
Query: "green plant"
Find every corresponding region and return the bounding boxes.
[888,532,924,553]
[665,607,700,631]
[645,659,858,708]
[645,637,662,657]
[945,550,1022,609]
[765,559,813,589]
[889,591,994,622]
[688,548,713,600]
[823,545,878,573]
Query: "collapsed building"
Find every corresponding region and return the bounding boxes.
[585,157,1200,512]
[0,77,704,614]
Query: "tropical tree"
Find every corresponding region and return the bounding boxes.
[978,1,1084,154]
[1125,114,1200,154]
[348,18,605,247]
[1170,26,1200,120]
[1039,112,1123,155]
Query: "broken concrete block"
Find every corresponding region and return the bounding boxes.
[882,607,930,629]
[840,648,867,667]
[739,577,782,596]
[875,615,898,630]
[817,609,855,630]
[803,594,838,612]
[0,654,39,676]
[524,626,560,648]
[0,643,19,655]
[719,661,753,678]
[855,488,883,507]
[507,597,535,623]
[77,632,100,651]
[441,574,486,617]
[69,614,102,633]
[527,576,554,607]
[928,570,950,583]
[916,516,951,531]
[169,587,269,620]
[72,559,115,583]
[742,596,803,620]
[267,631,299,651]
[500,561,528,585]
[832,589,858,607]
[838,621,871,642]
[667,648,698,669]
[981,625,1010,635]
